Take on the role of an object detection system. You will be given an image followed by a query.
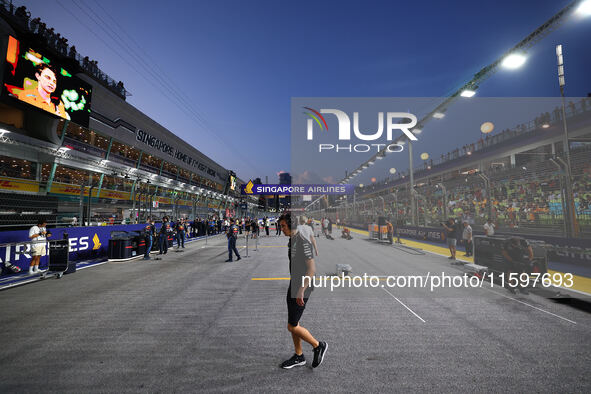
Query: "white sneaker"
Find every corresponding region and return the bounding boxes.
[33,266,40,273]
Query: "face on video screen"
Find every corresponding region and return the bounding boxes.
[3,35,92,127]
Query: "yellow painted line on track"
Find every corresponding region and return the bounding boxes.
[344,225,474,263]
[345,224,591,295]
[547,270,591,295]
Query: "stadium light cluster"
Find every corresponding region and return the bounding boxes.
[578,0,591,15]
[306,0,590,212]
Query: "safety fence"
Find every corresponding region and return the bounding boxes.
[308,145,591,238]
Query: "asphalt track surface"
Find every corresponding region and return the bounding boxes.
[1,231,590,393]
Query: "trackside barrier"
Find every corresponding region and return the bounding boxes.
[0,237,72,276]
[0,223,222,274]
[0,224,148,274]
[368,224,379,240]
[349,222,591,270]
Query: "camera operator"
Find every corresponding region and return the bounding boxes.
[501,237,534,295]
[28,218,51,274]
[441,218,458,261]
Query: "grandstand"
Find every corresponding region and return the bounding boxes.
[0,4,260,229]
[307,97,591,238]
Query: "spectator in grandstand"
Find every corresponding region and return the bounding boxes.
[278,213,327,369]
[442,218,457,261]
[462,220,473,257]
[176,218,186,249]
[14,6,30,26]
[143,218,155,260]
[483,218,495,236]
[28,218,51,274]
[16,63,70,120]
[298,216,318,256]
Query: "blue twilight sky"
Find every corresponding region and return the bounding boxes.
[20,0,591,184]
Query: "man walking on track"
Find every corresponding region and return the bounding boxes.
[225,219,241,262]
[278,212,327,369]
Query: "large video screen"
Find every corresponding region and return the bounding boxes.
[229,174,237,191]
[3,36,92,127]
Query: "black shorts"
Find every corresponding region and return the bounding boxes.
[286,287,310,327]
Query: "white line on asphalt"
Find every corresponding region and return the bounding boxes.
[482,287,576,325]
[77,261,109,270]
[381,287,426,323]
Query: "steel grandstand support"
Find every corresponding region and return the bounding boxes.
[45,121,70,194]
[95,137,114,200]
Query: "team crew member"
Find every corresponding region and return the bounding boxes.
[386,219,394,244]
[276,218,281,236]
[176,218,186,249]
[501,237,534,295]
[159,216,171,255]
[462,221,473,257]
[28,218,51,274]
[144,218,156,260]
[279,213,327,369]
[442,218,458,260]
[225,220,241,262]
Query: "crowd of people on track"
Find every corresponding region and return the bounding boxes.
[139,215,281,260]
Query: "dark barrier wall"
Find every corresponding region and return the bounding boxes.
[393,225,591,268]
[0,224,145,271]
